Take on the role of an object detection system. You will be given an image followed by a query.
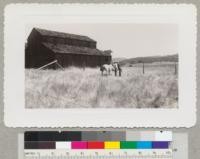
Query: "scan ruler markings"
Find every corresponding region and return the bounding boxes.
[20,131,176,159]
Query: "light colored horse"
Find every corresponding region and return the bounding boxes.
[100,64,115,76]
[100,63,122,76]
[112,62,122,76]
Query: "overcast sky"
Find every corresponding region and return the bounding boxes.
[25,23,178,58]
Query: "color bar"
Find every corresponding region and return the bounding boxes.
[25,131,81,141]
[25,141,170,149]
[126,131,172,141]
[62,131,82,141]
[155,131,172,141]
[152,141,169,149]
[140,131,155,141]
[96,132,112,141]
[82,132,98,141]
[104,141,120,149]
[71,141,87,149]
[24,141,56,149]
[120,141,137,149]
[56,142,71,149]
[126,131,141,141]
[38,142,56,149]
[87,142,104,149]
[110,132,126,141]
[25,132,56,141]
[136,141,152,149]
[25,141,38,149]
[82,131,125,141]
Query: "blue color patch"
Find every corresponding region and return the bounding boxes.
[136,141,152,149]
[152,141,169,149]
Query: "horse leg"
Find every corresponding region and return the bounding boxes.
[119,70,121,76]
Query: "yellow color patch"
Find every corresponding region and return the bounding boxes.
[104,141,120,149]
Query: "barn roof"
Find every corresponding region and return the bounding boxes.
[34,28,96,42]
[42,42,111,56]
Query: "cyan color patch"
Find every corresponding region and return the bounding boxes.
[136,141,152,149]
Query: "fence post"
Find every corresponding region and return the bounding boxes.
[143,62,145,74]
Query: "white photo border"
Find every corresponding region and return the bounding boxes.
[4,4,197,127]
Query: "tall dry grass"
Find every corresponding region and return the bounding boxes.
[25,64,178,108]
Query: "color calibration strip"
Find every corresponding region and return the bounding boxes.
[25,141,170,149]
[21,132,191,159]
[24,131,171,150]
[23,131,173,159]
[24,131,172,141]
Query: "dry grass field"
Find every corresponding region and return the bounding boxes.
[25,62,178,108]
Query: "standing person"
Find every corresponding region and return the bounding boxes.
[117,63,122,76]
[114,64,117,76]
[112,62,118,76]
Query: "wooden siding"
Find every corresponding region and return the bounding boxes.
[25,43,55,68]
[25,28,111,69]
[55,53,111,68]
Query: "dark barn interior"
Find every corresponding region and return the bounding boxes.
[25,28,112,69]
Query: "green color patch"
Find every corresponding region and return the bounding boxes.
[120,141,137,149]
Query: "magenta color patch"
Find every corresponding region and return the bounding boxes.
[71,141,87,149]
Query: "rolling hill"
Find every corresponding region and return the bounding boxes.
[112,57,127,63]
[119,54,178,66]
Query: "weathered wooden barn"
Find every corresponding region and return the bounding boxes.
[25,28,112,69]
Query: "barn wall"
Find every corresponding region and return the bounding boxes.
[27,29,42,52]
[25,29,43,68]
[99,56,111,65]
[26,28,111,69]
[56,54,86,67]
[35,45,55,68]
[55,53,111,68]
[25,43,55,68]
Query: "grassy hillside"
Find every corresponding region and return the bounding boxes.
[25,65,178,109]
[119,54,178,66]
[112,57,127,63]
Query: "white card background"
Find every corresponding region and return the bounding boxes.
[4,4,196,127]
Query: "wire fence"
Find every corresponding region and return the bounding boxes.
[127,62,178,75]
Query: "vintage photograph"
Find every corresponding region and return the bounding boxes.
[25,24,178,109]
[4,4,196,127]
